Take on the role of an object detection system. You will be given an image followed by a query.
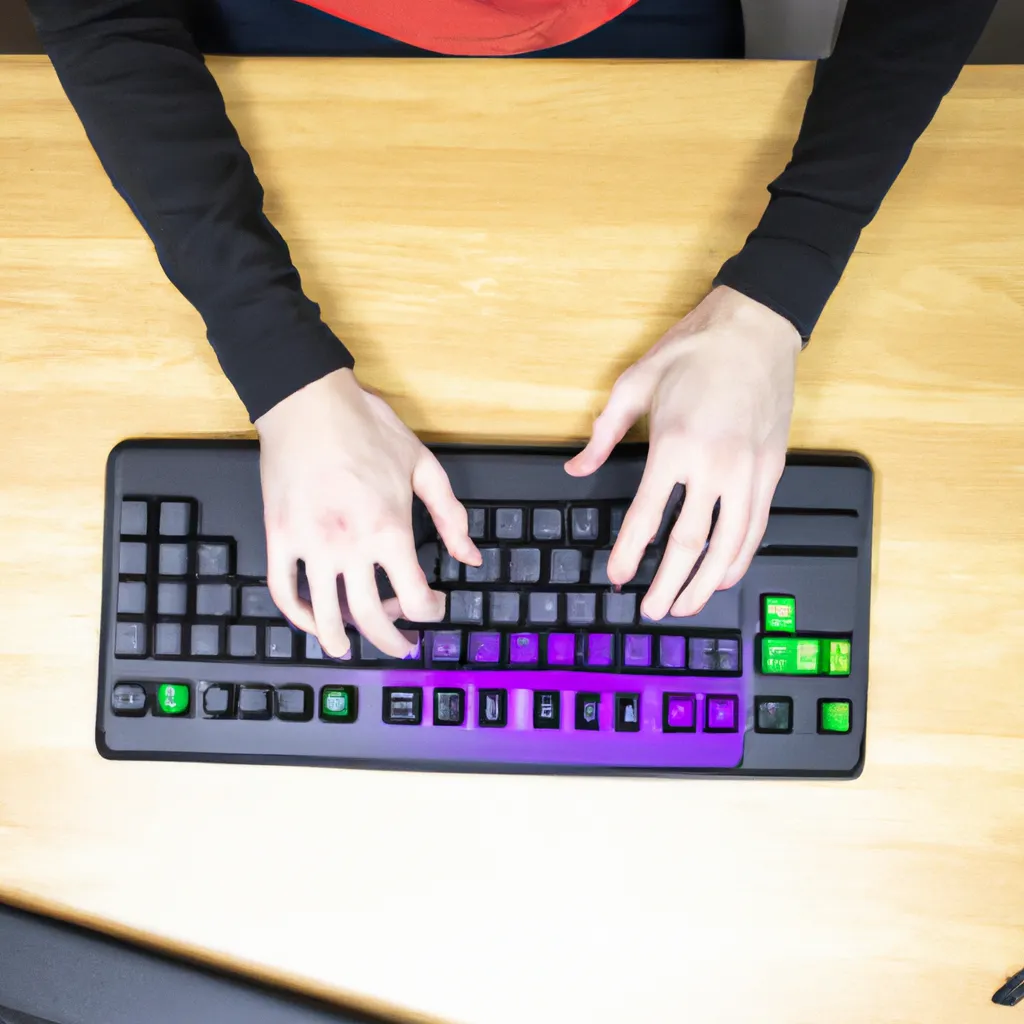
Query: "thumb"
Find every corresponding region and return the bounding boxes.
[565,368,653,477]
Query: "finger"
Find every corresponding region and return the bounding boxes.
[266,536,318,635]
[380,533,446,623]
[413,451,481,566]
[307,563,351,659]
[670,482,752,616]
[343,561,414,658]
[641,485,718,620]
[565,370,651,477]
[607,453,677,586]
[719,453,784,590]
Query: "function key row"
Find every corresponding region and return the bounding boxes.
[112,681,854,735]
[461,504,626,545]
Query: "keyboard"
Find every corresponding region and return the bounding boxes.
[98,439,873,778]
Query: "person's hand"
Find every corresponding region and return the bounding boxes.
[565,285,801,619]
[255,368,481,659]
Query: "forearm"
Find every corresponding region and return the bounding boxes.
[27,0,352,420]
[715,0,998,339]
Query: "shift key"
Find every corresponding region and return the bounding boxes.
[648,586,740,630]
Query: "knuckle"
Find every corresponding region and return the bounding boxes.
[668,529,706,555]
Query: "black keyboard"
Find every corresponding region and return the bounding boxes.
[98,439,873,778]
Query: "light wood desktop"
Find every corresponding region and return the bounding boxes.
[1,55,1023,1024]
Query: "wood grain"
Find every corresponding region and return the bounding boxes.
[1,55,1023,1024]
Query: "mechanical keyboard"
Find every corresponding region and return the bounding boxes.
[98,440,873,778]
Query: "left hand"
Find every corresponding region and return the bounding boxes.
[565,285,801,619]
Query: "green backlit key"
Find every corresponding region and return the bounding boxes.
[761,637,821,675]
[157,682,189,715]
[763,595,796,634]
[827,638,851,675]
[819,699,851,733]
[321,685,357,722]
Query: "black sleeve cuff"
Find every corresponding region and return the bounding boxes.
[713,193,865,341]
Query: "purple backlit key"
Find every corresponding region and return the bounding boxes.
[432,631,462,662]
[659,634,686,669]
[664,693,696,731]
[706,695,739,732]
[546,632,576,666]
[587,633,614,667]
[623,634,652,667]
[469,631,501,663]
[510,632,540,664]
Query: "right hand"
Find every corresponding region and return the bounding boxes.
[254,368,481,659]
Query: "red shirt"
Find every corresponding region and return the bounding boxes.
[298,0,639,55]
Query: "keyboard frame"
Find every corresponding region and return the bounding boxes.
[96,438,874,780]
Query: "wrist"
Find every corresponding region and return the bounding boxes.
[706,285,802,354]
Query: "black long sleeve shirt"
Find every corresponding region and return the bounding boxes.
[26,0,997,422]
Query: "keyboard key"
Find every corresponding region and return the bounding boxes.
[663,692,696,732]
[449,590,484,624]
[238,685,273,720]
[565,592,596,625]
[763,594,796,634]
[571,507,599,542]
[469,631,501,663]
[305,633,324,660]
[196,583,233,617]
[197,542,231,576]
[761,636,821,675]
[603,591,636,625]
[241,586,282,619]
[111,682,147,716]
[266,625,293,659]
[755,697,793,733]
[156,681,189,716]
[115,621,147,658]
[465,547,501,583]
[528,592,559,624]
[432,630,462,662]
[819,699,851,733]
[117,581,147,615]
[203,684,234,719]
[159,501,191,536]
[533,690,561,729]
[575,692,600,730]
[609,506,626,541]
[488,591,521,625]
[120,500,148,536]
[615,693,641,732]
[706,695,739,732]
[549,549,582,584]
[510,632,539,664]
[157,582,187,616]
[659,635,687,669]
[546,632,576,666]
[119,541,148,575]
[158,543,188,576]
[190,623,220,657]
[226,623,257,658]
[383,686,422,725]
[478,688,507,727]
[359,634,421,662]
[321,685,357,722]
[623,634,652,667]
[434,688,465,726]
[688,637,740,673]
[589,549,611,585]
[532,508,562,541]
[495,508,524,540]
[633,551,659,586]
[467,508,487,540]
[155,621,182,656]
[587,633,614,667]
[509,548,541,583]
[440,550,461,582]
[827,638,852,675]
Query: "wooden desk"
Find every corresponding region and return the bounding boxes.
[2,55,1023,1024]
